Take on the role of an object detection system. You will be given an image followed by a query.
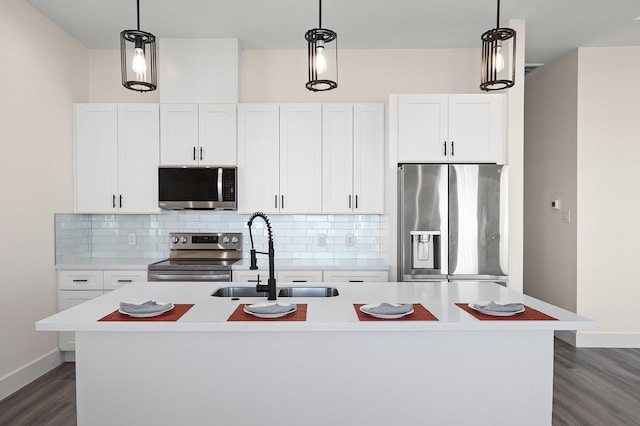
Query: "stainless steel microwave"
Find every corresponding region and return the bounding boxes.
[158,167,237,210]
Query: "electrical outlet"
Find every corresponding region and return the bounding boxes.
[318,233,327,247]
[346,234,355,247]
[128,232,136,245]
[551,199,561,210]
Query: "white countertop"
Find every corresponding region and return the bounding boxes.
[37,281,596,333]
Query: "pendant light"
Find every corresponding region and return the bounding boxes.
[305,0,338,91]
[120,0,157,92]
[480,0,516,91]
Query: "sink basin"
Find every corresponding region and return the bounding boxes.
[211,286,339,298]
[277,287,339,297]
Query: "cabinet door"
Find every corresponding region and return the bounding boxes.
[322,104,354,213]
[353,104,385,213]
[103,270,147,291]
[237,104,280,213]
[160,104,199,165]
[74,104,118,213]
[199,104,237,166]
[279,104,322,213]
[448,94,505,163]
[117,104,160,213]
[397,95,448,162]
[323,270,389,282]
[58,290,103,351]
[277,270,323,283]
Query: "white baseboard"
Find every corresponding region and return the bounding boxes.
[575,331,640,348]
[0,349,63,402]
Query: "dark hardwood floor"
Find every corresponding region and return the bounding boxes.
[1,338,639,425]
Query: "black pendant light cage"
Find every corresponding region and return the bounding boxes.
[120,0,157,92]
[480,0,516,91]
[305,0,338,92]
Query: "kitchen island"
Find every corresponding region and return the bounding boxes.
[37,281,595,426]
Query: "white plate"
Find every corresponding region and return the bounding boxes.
[468,301,525,317]
[359,303,414,319]
[118,303,174,318]
[243,303,297,319]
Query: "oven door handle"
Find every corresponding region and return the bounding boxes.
[148,273,231,282]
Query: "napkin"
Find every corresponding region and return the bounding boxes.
[119,300,173,315]
[244,303,296,315]
[474,301,524,313]
[364,303,413,315]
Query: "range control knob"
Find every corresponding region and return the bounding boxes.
[171,236,179,244]
[223,236,230,244]
[180,236,188,244]
[231,236,239,244]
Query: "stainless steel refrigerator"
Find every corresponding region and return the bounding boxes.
[398,164,508,283]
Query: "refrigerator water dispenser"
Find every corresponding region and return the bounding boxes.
[410,231,440,270]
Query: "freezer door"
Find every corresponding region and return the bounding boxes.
[398,164,448,280]
[448,164,508,277]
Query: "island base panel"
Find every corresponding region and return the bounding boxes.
[75,330,553,426]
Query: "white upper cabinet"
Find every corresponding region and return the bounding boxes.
[323,104,384,213]
[237,104,280,213]
[74,103,159,214]
[238,104,322,214]
[397,94,505,164]
[160,104,236,166]
[279,104,322,213]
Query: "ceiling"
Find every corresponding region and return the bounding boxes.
[26,0,640,67]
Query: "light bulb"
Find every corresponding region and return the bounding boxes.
[315,44,327,75]
[495,43,505,73]
[132,47,147,76]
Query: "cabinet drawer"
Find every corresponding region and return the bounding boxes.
[58,290,104,351]
[277,270,323,283]
[104,270,147,291]
[57,270,104,290]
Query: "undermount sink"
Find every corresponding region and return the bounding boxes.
[211,286,339,298]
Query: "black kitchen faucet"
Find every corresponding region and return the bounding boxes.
[247,212,277,300]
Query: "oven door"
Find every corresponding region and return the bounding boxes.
[147,270,232,282]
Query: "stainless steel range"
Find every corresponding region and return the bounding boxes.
[148,232,242,282]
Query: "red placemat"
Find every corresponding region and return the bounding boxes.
[98,304,194,322]
[227,303,307,321]
[455,303,557,321]
[354,304,438,321]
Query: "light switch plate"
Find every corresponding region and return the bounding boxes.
[551,199,561,210]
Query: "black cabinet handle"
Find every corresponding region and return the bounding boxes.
[193,146,196,161]
[72,279,88,282]
[275,195,278,208]
[443,141,447,156]
[281,195,285,209]
[117,279,133,283]
[200,147,203,161]
[355,195,358,209]
[349,195,352,209]
[451,141,455,157]
[112,194,116,208]
[119,195,123,208]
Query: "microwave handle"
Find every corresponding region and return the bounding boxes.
[217,168,223,202]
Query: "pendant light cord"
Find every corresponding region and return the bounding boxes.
[319,0,322,29]
[136,0,141,31]
[496,0,500,29]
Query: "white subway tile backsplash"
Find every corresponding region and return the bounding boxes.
[55,211,380,263]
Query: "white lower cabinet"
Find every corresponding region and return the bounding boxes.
[323,270,389,282]
[57,269,144,351]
